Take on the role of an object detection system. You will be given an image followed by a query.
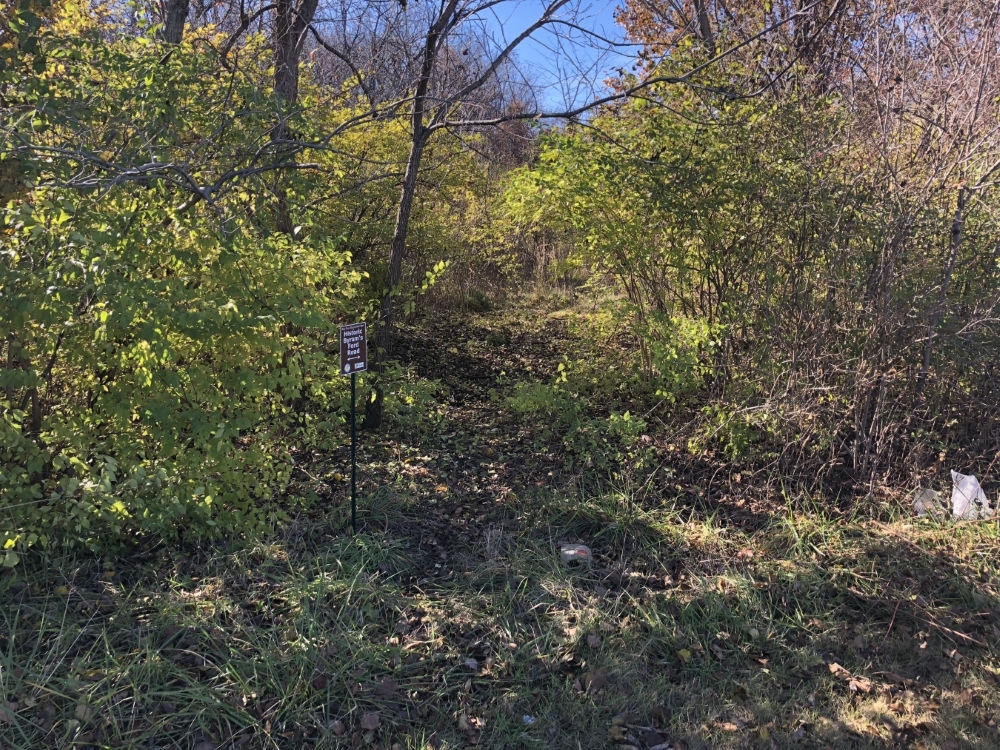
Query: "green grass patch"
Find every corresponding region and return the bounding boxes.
[2,489,999,749]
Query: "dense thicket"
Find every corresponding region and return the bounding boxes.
[508,0,1000,493]
[0,0,502,559]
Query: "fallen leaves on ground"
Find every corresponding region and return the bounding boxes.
[828,662,873,693]
[583,666,608,693]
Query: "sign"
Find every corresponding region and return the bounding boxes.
[338,322,367,533]
[339,322,368,375]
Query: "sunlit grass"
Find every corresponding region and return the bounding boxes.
[2,485,999,749]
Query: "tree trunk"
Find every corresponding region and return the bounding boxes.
[917,186,966,397]
[362,0,458,429]
[4,332,14,406]
[272,0,320,110]
[693,0,715,56]
[158,0,190,44]
[365,133,427,429]
[271,0,319,231]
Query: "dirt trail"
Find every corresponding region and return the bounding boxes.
[338,306,581,583]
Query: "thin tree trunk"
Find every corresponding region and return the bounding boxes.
[365,134,427,429]
[363,0,459,429]
[270,0,319,232]
[4,332,14,406]
[272,0,319,110]
[273,0,301,109]
[693,0,715,55]
[158,0,190,44]
[917,186,966,397]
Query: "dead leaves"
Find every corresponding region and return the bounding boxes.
[608,713,672,749]
[374,678,399,698]
[582,666,608,694]
[457,710,485,743]
[359,711,380,730]
[828,662,872,693]
[0,701,18,723]
[74,700,94,723]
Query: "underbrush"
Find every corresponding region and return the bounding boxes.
[1,488,998,750]
[488,293,1000,511]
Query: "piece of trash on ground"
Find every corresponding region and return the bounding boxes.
[560,544,592,567]
[951,470,994,520]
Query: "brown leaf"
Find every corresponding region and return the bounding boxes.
[608,725,627,741]
[374,678,398,698]
[311,673,329,690]
[359,711,380,730]
[828,661,872,692]
[330,719,346,736]
[586,633,602,648]
[458,712,471,731]
[828,662,851,680]
[74,701,93,723]
[849,677,872,693]
[0,701,18,723]
[583,666,608,693]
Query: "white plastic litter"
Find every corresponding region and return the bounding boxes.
[913,488,943,518]
[950,470,994,520]
[559,544,592,567]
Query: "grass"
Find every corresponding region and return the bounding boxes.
[2,489,999,750]
[3,298,1000,749]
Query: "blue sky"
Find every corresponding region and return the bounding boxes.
[480,0,635,111]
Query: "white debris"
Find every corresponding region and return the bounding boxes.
[560,544,592,567]
[950,470,994,520]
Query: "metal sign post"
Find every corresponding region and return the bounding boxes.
[339,322,368,534]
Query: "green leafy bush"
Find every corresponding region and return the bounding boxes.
[0,17,366,557]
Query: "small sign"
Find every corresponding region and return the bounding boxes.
[339,322,368,375]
